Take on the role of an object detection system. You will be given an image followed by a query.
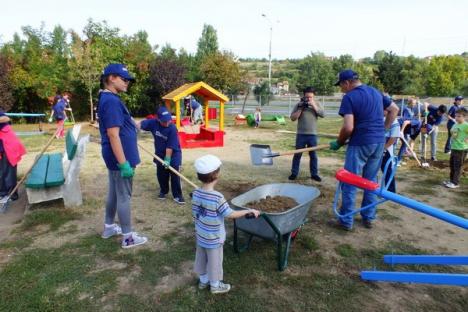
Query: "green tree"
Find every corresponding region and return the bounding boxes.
[377,51,404,94]
[424,55,465,96]
[253,81,271,105]
[401,55,427,96]
[332,54,354,73]
[296,53,335,95]
[69,32,105,121]
[196,24,219,60]
[0,55,15,111]
[199,51,243,94]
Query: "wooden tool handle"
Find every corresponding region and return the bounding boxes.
[278,144,330,156]
[137,143,198,189]
[6,125,63,200]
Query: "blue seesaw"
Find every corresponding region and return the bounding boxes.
[332,157,468,287]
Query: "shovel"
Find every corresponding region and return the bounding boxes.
[250,144,330,166]
[137,143,199,189]
[399,136,422,167]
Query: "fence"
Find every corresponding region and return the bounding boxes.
[223,94,342,117]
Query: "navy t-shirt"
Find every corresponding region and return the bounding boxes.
[191,99,201,110]
[426,105,443,126]
[140,119,182,166]
[97,91,140,170]
[338,85,390,146]
[53,99,66,120]
[447,105,459,128]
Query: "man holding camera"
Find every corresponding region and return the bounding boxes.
[289,87,325,182]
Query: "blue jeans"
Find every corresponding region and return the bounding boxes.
[444,121,454,153]
[421,127,438,159]
[339,143,384,228]
[381,151,396,193]
[291,134,318,177]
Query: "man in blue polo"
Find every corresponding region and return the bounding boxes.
[444,96,463,153]
[421,103,447,161]
[329,69,399,230]
[139,106,184,204]
[190,96,204,125]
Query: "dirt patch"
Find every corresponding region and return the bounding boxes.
[245,195,298,213]
[217,181,257,200]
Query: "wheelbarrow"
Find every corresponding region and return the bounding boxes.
[230,183,320,271]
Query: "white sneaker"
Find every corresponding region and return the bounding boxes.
[210,282,231,294]
[121,232,148,249]
[442,180,450,186]
[101,224,122,239]
[445,182,459,189]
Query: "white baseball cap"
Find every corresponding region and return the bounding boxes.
[194,155,222,174]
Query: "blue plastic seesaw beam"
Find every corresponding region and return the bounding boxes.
[377,190,468,230]
[384,255,468,266]
[361,271,468,286]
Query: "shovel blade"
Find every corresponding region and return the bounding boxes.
[250,144,274,166]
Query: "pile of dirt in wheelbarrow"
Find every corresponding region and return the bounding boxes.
[245,196,298,213]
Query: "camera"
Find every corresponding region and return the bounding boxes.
[298,97,309,108]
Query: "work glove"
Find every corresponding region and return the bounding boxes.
[163,156,171,169]
[424,111,429,117]
[117,161,134,178]
[48,117,53,123]
[329,140,342,151]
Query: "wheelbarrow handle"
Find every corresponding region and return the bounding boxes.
[276,144,330,157]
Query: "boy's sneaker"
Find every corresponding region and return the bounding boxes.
[198,281,209,290]
[101,224,122,239]
[121,232,148,249]
[431,157,437,161]
[288,174,297,181]
[445,182,459,189]
[173,197,186,205]
[442,180,450,186]
[210,282,231,294]
[158,193,166,200]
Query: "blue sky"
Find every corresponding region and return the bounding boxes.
[1,0,467,59]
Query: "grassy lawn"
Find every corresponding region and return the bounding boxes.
[0,118,467,311]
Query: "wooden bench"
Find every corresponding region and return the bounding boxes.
[25,125,89,207]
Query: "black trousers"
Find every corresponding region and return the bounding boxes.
[0,152,18,199]
[156,162,182,199]
[450,149,467,185]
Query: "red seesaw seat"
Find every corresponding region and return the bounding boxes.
[335,168,379,191]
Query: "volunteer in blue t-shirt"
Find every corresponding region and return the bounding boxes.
[190,97,203,125]
[444,96,463,153]
[398,97,422,157]
[139,106,184,204]
[98,63,147,249]
[328,69,399,231]
[49,93,71,138]
[421,103,447,161]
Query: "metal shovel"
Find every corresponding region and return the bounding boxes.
[250,144,330,166]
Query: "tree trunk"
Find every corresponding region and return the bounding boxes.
[89,87,94,122]
[241,88,250,114]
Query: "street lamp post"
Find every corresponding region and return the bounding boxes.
[262,14,274,92]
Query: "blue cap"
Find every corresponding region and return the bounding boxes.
[102,63,135,81]
[335,69,359,86]
[157,107,172,122]
[455,95,464,101]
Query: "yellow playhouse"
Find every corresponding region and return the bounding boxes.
[162,81,228,148]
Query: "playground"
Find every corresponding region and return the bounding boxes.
[0,117,466,311]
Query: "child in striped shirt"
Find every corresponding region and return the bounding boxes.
[192,155,259,294]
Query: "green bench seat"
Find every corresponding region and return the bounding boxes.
[25,153,65,189]
[25,128,79,189]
